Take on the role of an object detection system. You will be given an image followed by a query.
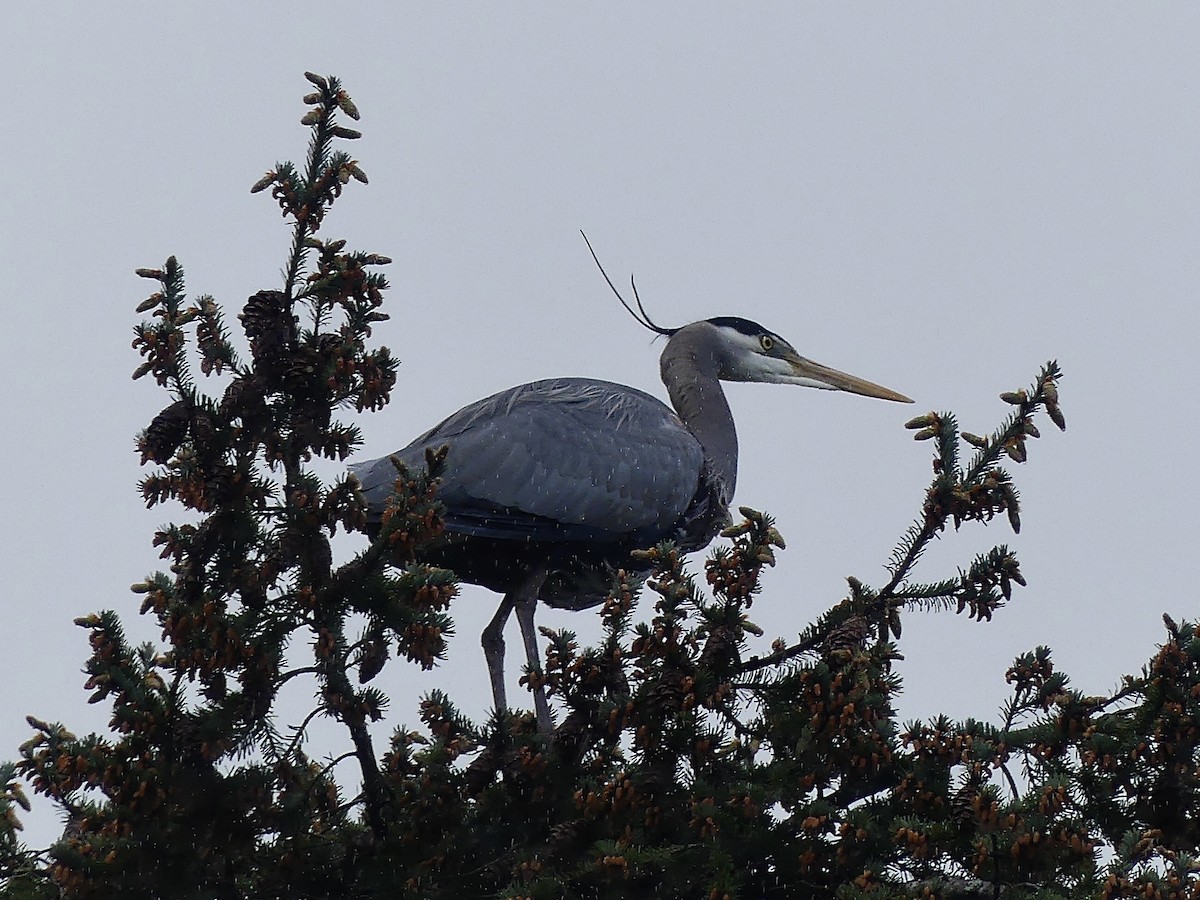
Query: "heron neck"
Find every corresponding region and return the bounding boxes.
[659,328,738,501]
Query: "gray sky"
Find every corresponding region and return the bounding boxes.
[4,5,1198,848]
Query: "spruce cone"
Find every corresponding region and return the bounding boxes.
[240,290,294,379]
[698,624,739,673]
[823,615,871,659]
[141,400,190,463]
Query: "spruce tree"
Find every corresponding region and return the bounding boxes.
[2,75,1197,900]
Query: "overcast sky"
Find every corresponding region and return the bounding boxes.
[4,5,1198,848]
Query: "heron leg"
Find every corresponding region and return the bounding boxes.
[482,593,516,715]
[513,568,552,734]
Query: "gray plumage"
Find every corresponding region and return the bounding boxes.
[352,317,912,732]
[351,375,726,607]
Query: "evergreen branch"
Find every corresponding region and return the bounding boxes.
[279,75,365,302]
[311,612,390,840]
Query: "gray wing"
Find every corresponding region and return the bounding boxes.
[351,377,705,543]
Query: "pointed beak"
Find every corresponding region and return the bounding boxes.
[784,352,913,403]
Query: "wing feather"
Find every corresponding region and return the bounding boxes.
[351,377,705,543]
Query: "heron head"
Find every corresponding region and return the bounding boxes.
[704,317,913,403]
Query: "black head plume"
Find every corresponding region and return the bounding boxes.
[581,231,676,337]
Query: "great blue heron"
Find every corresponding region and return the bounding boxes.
[352,259,912,731]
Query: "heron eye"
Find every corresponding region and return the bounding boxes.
[760,335,774,352]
